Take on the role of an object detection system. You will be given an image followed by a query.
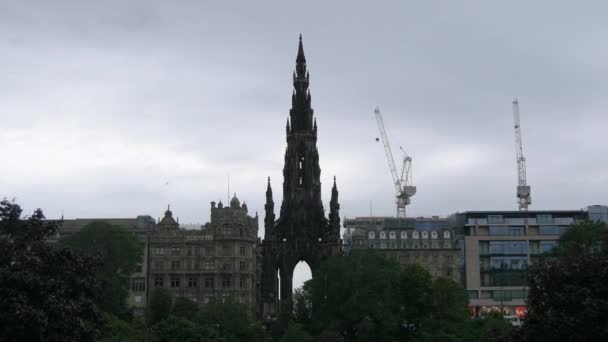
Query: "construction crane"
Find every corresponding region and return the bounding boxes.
[374,107,416,218]
[512,98,531,211]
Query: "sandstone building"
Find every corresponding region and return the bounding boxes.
[146,195,259,314]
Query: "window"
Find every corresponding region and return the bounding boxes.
[153,261,164,270]
[401,231,407,239]
[194,261,200,270]
[204,277,214,289]
[540,240,558,254]
[188,276,198,288]
[537,214,553,224]
[205,246,214,256]
[222,244,233,256]
[380,231,386,239]
[171,247,181,256]
[421,231,428,239]
[130,277,145,292]
[489,241,527,255]
[222,276,231,289]
[134,264,143,273]
[488,215,504,224]
[154,276,164,288]
[431,231,438,239]
[389,231,396,239]
[171,261,181,270]
[187,246,194,256]
[489,226,524,236]
[468,290,479,299]
[154,247,164,255]
[368,231,375,239]
[539,226,562,235]
[222,263,233,271]
[443,231,450,239]
[240,276,246,289]
[170,276,180,288]
[412,231,419,239]
[240,246,246,257]
[240,261,248,271]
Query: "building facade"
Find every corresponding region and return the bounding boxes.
[146,196,259,315]
[462,210,588,317]
[50,216,156,314]
[344,216,461,283]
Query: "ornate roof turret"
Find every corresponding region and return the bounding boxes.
[159,204,179,230]
[230,193,240,208]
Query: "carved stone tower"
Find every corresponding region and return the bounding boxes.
[261,36,341,317]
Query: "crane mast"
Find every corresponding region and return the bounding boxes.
[512,98,531,211]
[374,107,416,218]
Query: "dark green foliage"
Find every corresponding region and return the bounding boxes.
[146,288,173,326]
[522,221,608,342]
[292,281,312,324]
[0,200,103,341]
[61,221,143,318]
[308,251,415,340]
[195,297,260,342]
[96,314,145,342]
[279,321,312,342]
[150,315,222,342]
[172,297,200,319]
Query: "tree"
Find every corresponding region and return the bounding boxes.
[96,314,145,342]
[172,297,200,319]
[150,315,222,342]
[280,321,312,342]
[307,251,409,341]
[61,221,143,317]
[292,281,312,324]
[0,199,103,341]
[195,297,260,342]
[146,288,173,326]
[522,221,608,342]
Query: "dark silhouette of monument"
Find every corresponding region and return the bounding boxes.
[261,35,341,317]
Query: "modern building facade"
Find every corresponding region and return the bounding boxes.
[146,196,259,315]
[343,216,461,283]
[461,210,589,317]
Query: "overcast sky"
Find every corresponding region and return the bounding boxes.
[1,1,607,286]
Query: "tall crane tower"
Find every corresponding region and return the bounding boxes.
[512,98,531,211]
[374,107,416,218]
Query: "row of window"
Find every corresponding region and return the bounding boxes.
[479,241,527,255]
[480,256,528,271]
[480,270,527,286]
[480,240,559,256]
[154,275,249,289]
[368,240,453,249]
[487,214,555,224]
[468,289,528,300]
[368,230,451,240]
[152,260,250,272]
[152,245,250,257]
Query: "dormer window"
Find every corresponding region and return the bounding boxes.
[389,231,396,239]
[443,231,451,239]
[400,231,407,239]
[431,231,438,239]
[421,231,429,239]
[368,231,375,239]
[413,231,419,239]
[380,231,386,239]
